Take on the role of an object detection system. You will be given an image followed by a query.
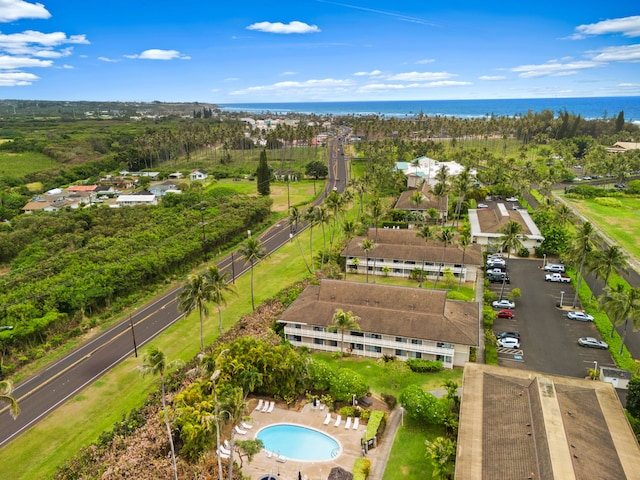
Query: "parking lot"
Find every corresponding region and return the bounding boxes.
[488,257,614,378]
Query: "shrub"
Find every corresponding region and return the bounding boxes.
[381,392,397,409]
[353,457,371,480]
[594,197,623,208]
[364,411,387,441]
[339,405,356,418]
[517,247,529,258]
[405,358,443,373]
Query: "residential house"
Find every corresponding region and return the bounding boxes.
[149,181,181,197]
[606,141,640,153]
[393,182,448,222]
[468,202,544,251]
[168,172,184,179]
[278,279,479,368]
[455,363,640,479]
[114,193,157,207]
[395,156,476,188]
[341,228,483,283]
[189,169,208,181]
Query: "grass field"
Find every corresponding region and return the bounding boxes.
[562,194,640,260]
[0,151,58,176]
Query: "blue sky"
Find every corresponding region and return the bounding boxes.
[0,0,639,103]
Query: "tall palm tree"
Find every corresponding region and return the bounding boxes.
[359,238,375,283]
[177,274,211,353]
[452,167,472,227]
[434,227,455,289]
[328,309,361,369]
[288,206,300,234]
[457,231,471,290]
[555,203,573,226]
[599,285,640,354]
[586,244,629,290]
[204,266,236,335]
[416,225,434,288]
[369,197,385,241]
[139,347,182,480]
[499,220,525,260]
[569,221,596,308]
[303,206,318,272]
[239,237,266,311]
[0,380,20,419]
[315,205,330,266]
[325,190,345,256]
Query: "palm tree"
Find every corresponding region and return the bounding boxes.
[599,285,640,354]
[303,206,318,272]
[139,347,183,480]
[0,380,20,419]
[434,227,455,289]
[457,231,471,290]
[359,238,375,283]
[239,236,266,311]
[289,206,300,233]
[369,197,385,241]
[569,222,597,308]
[499,220,525,260]
[328,309,361,369]
[416,225,434,288]
[315,205,330,266]
[205,265,236,335]
[325,190,345,255]
[177,274,211,353]
[555,203,573,226]
[586,244,629,290]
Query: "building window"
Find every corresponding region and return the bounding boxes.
[395,349,406,356]
[294,324,301,329]
[411,339,422,345]
[366,345,382,353]
[314,338,324,345]
[351,331,364,337]
[366,333,382,339]
[291,335,302,342]
[437,342,453,349]
[396,336,407,343]
[352,343,364,351]
[313,326,325,332]
[328,340,338,347]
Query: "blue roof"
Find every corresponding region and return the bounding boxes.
[395,162,409,170]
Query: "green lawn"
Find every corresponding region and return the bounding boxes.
[0,151,58,176]
[562,194,640,260]
[383,422,444,480]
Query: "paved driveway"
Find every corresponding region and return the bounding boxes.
[489,258,613,378]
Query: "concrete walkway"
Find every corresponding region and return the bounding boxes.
[368,406,404,480]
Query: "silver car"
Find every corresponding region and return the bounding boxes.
[578,337,608,349]
[567,311,594,322]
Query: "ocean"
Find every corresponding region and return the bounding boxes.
[220,97,640,123]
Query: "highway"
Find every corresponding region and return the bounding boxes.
[0,133,348,448]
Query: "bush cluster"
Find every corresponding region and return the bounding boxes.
[405,358,443,373]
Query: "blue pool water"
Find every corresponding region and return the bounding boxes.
[256,424,340,461]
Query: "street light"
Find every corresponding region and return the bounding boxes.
[560,291,565,308]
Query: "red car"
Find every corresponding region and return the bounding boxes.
[497,309,514,319]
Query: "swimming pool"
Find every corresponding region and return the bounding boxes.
[256,424,341,461]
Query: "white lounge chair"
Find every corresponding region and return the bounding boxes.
[218,449,230,459]
[218,445,231,456]
[276,455,287,463]
[266,450,273,458]
[234,425,247,435]
[266,401,275,413]
[352,417,359,430]
[344,417,352,429]
[262,400,270,413]
[223,440,231,450]
[323,413,331,425]
[241,421,253,430]
[334,414,342,427]
[256,399,264,411]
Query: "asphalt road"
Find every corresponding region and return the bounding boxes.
[0,134,348,447]
[491,258,614,378]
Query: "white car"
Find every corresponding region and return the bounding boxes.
[544,264,565,273]
[578,337,608,349]
[492,299,516,309]
[497,337,520,349]
[477,203,489,209]
[567,311,594,322]
[505,197,518,202]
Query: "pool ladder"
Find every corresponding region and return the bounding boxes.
[331,448,339,458]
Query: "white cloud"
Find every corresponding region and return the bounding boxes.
[358,80,470,92]
[587,44,640,63]
[280,71,297,76]
[573,15,640,39]
[246,21,320,34]
[386,71,455,81]
[124,49,190,60]
[511,60,600,78]
[479,75,506,81]
[0,54,52,69]
[98,56,120,63]
[0,70,39,86]
[0,0,50,22]
[0,30,88,57]
[415,58,435,64]
[230,78,353,95]
[618,82,640,87]
[353,70,382,76]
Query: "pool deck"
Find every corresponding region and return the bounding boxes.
[231,400,386,480]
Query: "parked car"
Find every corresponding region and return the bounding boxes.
[497,337,520,349]
[487,259,506,267]
[505,197,518,202]
[545,273,571,283]
[567,311,594,322]
[487,267,506,275]
[488,274,510,284]
[544,264,565,273]
[497,309,514,319]
[492,299,516,309]
[578,337,608,349]
[477,203,489,209]
[496,331,520,340]
[615,183,626,190]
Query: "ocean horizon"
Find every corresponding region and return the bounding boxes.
[220,96,640,123]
